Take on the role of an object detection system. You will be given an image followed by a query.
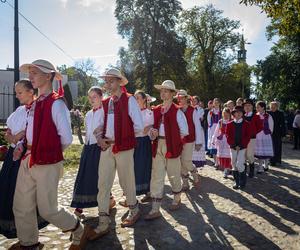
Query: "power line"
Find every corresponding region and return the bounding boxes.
[3,0,75,62]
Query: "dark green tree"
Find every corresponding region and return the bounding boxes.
[115,0,186,94]
[180,5,241,98]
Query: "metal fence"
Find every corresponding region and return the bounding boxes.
[0,84,14,123]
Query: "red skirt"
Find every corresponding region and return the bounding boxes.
[217,157,232,170]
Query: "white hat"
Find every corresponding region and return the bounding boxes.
[146,94,156,103]
[154,80,177,91]
[176,89,189,98]
[100,68,128,86]
[19,59,63,80]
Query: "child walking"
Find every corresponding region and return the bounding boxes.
[212,108,232,178]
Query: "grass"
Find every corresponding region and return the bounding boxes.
[63,144,83,170]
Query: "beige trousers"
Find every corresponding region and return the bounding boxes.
[230,149,246,172]
[13,154,77,246]
[97,147,137,215]
[246,139,256,164]
[150,139,182,199]
[180,142,196,176]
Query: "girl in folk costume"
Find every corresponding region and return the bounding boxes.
[255,101,274,173]
[207,98,222,166]
[243,99,261,178]
[0,80,48,240]
[71,87,116,218]
[144,80,188,220]
[11,60,87,250]
[176,90,202,191]
[191,96,206,168]
[212,108,232,178]
[87,69,143,241]
[119,90,154,206]
[225,106,251,190]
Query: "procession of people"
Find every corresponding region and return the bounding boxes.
[0,59,291,250]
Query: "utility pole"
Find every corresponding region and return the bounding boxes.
[14,0,20,108]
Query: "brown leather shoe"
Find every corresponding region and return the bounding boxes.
[8,242,44,250]
[169,200,181,211]
[121,211,141,227]
[86,225,110,241]
[69,226,89,250]
[140,195,152,203]
[144,211,162,221]
[118,199,128,208]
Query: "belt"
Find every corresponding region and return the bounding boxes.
[158,136,165,139]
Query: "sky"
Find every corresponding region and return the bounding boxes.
[0,0,276,73]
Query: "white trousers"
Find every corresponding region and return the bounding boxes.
[230,149,246,172]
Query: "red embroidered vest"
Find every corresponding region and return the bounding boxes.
[152,103,183,158]
[183,106,195,143]
[102,93,136,154]
[30,92,64,166]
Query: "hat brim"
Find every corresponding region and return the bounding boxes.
[154,85,177,92]
[19,63,63,81]
[147,97,156,103]
[175,94,189,99]
[100,74,128,86]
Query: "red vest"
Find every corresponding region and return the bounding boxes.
[152,103,183,158]
[30,92,64,167]
[225,120,251,149]
[102,93,136,154]
[183,106,195,143]
[245,113,262,138]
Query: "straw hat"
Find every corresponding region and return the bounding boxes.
[100,68,128,86]
[146,94,156,103]
[175,89,189,98]
[154,80,177,91]
[19,59,63,80]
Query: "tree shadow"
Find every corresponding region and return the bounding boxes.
[163,175,291,249]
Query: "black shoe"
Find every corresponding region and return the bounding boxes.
[264,167,269,172]
[239,170,247,189]
[248,163,254,178]
[233,171,240,189]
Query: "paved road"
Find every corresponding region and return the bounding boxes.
[1,143,299,250]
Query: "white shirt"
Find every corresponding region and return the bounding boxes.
[6,105,27,147]
[192,109,203,145]
[85,108,104,145]
[245,111,253,117]
[159,109,189,137]
[136,109,154,137]
[26,99,73,149]
[105,96,144,140]
[194,105,204,120]
[258,112,274,133]
[293,114,300,128]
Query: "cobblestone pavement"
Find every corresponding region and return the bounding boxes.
[1,143,300,250]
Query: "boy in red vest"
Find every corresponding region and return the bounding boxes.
[225,106,251,190]
[144,80,188,220]
[176,89,202,191]
[12,60,87,250]
[86,69,143,241]
[243,99,261,177]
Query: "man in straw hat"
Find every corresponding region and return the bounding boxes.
[145,80,188,220]
[86,68,143,240]
[175,90,203,191]
[11,60,87,250]
[225,106,251,190]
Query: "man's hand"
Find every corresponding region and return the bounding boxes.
[195,144,202,151]
[98,138,111,151]
[149,128,158,140]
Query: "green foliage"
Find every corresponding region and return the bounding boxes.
[115,0,187,95]
[178,4,250,101]
[63,84,73,110]
[240,0,300,37]
[253,35,300,109]
[63,144,83,170]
